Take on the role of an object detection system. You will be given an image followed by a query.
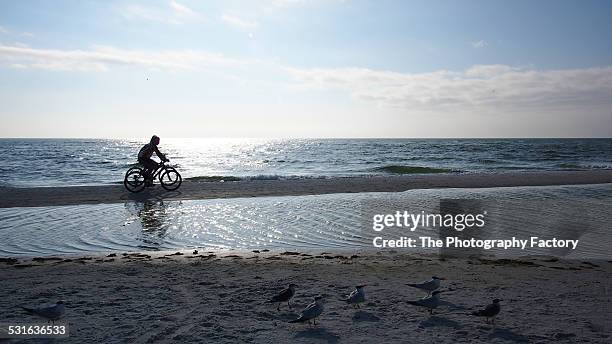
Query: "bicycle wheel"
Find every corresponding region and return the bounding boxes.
[124,168,146,193]
[159,167,182,191]
[126,165,141,175]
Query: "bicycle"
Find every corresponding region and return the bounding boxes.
[124,160,182,193]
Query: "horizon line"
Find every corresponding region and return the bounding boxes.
[1,136,611,140]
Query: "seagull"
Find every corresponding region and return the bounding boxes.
[341,285,366,308]
[268,283,297,311]
[406,276,445,296]
[288,296,325,325]
[471,299,502,324]
[22,301,66,323]
[407,290,441,314]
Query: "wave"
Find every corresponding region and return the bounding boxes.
[584,164,612,169]
[475,158,512,165]
[185,167,457,179]
[372,165,454,174]
[185,175,329,182]
[185,176,242,182]
[557,163,582,169]
[557,163,612,170]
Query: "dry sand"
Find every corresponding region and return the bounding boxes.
[1,251,610,343]
[2,170,612,208]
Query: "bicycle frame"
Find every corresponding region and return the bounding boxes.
[148,161,169,180]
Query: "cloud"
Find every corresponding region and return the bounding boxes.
[221,14,259,29]
[471,40,487,48]
[464,64,517,78]
[119,1,201,24]
[286,64,612,109]
[0,25,36,37]
[0,44,249,71]
[169,0,198,17]
[4,41,611,113]
[269,0,309,7]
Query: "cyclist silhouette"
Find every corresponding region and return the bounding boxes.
[138,135,168,186]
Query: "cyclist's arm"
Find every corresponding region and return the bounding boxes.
[154,146,167,161]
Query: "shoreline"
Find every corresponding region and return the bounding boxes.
[1,250,610,343]
[1,170,612,208]
[2,247,611,265]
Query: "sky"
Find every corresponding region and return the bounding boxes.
[0,0,611,138]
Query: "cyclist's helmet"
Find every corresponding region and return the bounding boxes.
[151,135,160,145]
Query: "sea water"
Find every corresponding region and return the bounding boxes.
[0,138,610,187]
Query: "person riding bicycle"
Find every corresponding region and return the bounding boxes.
[138,135,168,186]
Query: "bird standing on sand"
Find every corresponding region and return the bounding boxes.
[288,296,325,325]
[342,285,366,308]
[268,283,297,311]
[406,276,445,296]
[407,291,441,314]
[22,301,66,323]
[471,299,502,324]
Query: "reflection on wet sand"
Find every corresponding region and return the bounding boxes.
[126,200,173,249]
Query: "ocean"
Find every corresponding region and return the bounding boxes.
[0,138,611,187]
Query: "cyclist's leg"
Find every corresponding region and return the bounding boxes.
[139,159,157,184]
[147,159,160,185]
[149,159,160,175]
[138,159,148,177]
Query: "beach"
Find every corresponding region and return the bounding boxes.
[2,1,612,342]
[2,170,612,208]
[1,250,610,343]
[1,171,611,342]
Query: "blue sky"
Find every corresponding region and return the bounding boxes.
[1,0,611,138]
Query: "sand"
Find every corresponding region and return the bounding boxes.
[1,250,610,343]
[2,171,611,342]
[2,170,612,208]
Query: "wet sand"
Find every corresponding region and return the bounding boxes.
[2,170,612,208]
[1,250,610,343]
